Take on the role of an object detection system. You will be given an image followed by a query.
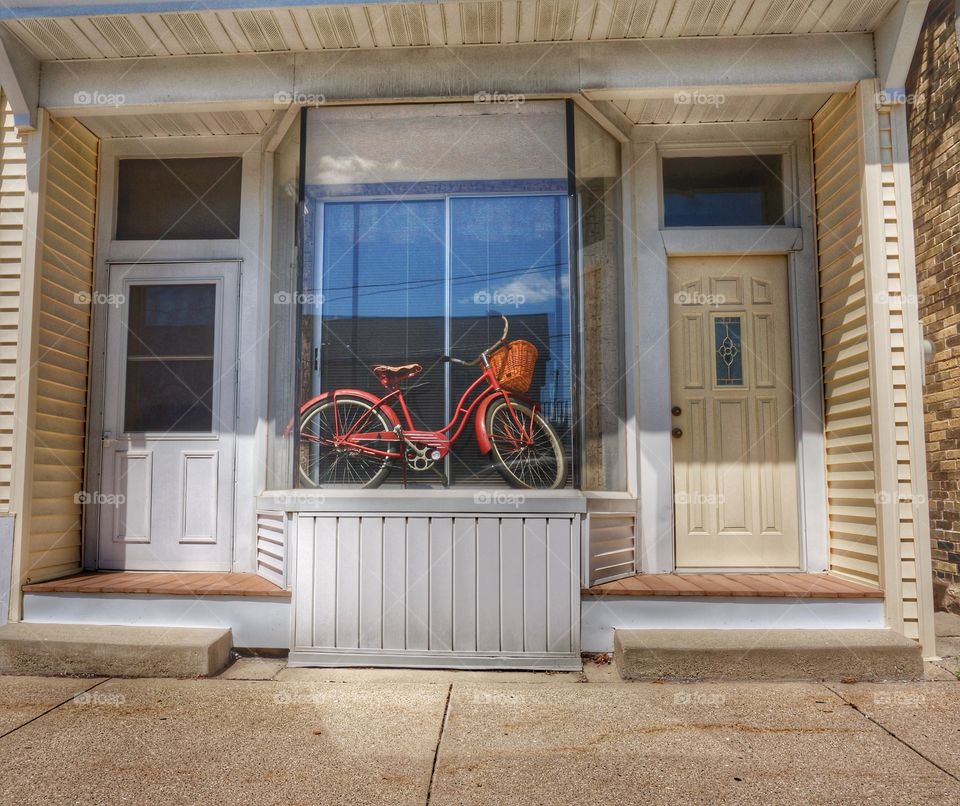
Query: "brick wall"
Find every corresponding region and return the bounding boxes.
[907,0,960,583]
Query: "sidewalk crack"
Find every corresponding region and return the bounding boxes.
[824,683,960,784]
[0,677,112,741]
[426,683,453,806]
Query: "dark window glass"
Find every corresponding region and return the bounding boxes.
[663,155,784,227]
[116,157,242,240]
[124,284,216,432]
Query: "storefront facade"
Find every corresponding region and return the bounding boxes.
[0,0,939,667]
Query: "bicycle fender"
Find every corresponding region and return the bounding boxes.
[474,391,512,455]
[284,389,402,436]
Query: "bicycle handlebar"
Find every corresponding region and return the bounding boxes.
[442,314,509,366]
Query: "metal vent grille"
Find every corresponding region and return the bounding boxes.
[830,0,877,31]
[308,8,341,48]
[554,0,577,39]
[480,2,500,43]
[700,0,734,35]
[461,3,481,44]
[19,19,87,60]
[91,16,150,57]
[236,10,287,52]
[161,13,219,54]
[405,6,429,46]
[329,8,359,48]
[607,0,632,38]
[384,6,409,45]
[536,0,557,40]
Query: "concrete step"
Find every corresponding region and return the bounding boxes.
[614,629,923,682]
[0,623,233,678]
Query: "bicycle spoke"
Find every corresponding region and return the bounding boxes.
[299,398,393,488]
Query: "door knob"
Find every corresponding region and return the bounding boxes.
[671,406,682,417]
[672,427,683,439]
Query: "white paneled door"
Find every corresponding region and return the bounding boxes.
[97,263,239,570]
[669,256,800,569]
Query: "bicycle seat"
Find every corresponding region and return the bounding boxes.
[372,363,423,384]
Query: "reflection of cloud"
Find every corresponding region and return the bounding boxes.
[457,271,569,307]
[497,271,569,304]
[315,155,402,184]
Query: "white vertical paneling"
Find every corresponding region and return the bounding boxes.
[546,517,572,652]
[429,517,453,650]
[359,516,382,649]
[312,516,336,647]
[406,516,430,650]
[335,516,360,647]
[476,518,501,651]
[294,515,315,647]
[453,517,477,652]
[289,513,580,668]
[382,516,406,649]
[522,518,548,653]
[499,517,525,652]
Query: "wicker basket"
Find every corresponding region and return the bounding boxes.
[489,340,538,394]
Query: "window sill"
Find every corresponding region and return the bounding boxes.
[661,227,802,256]
[257,489,589,514]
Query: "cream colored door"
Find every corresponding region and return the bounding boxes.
[669,255,800,569]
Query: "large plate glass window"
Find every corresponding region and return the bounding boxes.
[297,102,572,488]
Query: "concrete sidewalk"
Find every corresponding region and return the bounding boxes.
[0,662,958,805]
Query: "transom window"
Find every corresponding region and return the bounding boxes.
[662,154,785,227]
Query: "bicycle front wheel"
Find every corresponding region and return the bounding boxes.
[298,395,394,488]
[485,399,566,489]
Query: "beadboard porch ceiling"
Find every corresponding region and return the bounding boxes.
[2,0,900,61]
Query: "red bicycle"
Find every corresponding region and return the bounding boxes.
[296,315,567,489]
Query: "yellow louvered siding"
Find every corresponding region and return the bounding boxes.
[877,108,923,641]
[24,117,98,583]
[813,92,882,587]
[0,94,26,512]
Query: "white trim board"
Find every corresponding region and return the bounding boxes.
[580,597,887,653]
[22,592,290,650]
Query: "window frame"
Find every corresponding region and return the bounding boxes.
[657,141,798,230]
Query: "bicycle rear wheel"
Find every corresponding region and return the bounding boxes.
[485,398,566,489]
[298,395,394,488]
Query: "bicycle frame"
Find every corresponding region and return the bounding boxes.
[300,359,537,464]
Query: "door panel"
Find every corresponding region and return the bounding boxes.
[669,255,800,569]
[97,262,239,571]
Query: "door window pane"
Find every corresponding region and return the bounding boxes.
[714,316,744,387]
[663,155,784,227]
[124,284,216,432]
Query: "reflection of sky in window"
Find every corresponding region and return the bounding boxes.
[318,200,446,318]
[312,194,571,411]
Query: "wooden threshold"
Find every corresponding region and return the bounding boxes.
[22,571,291,599]
[582,572,882,599]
